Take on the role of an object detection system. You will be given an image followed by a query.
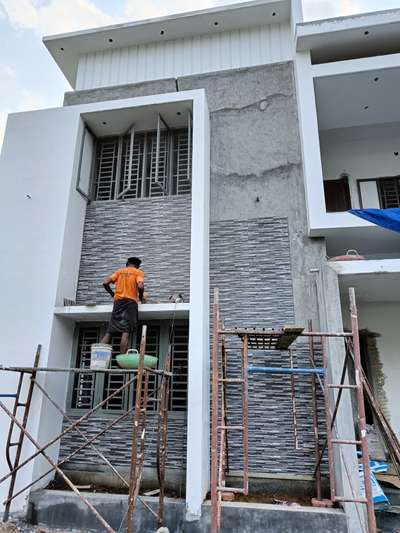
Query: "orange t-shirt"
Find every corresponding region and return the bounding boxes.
[110,267,144,302]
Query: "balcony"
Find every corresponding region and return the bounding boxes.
[298,58,400,258]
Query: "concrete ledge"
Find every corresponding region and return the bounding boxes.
[28,489,348,533]
[54,302,190,321]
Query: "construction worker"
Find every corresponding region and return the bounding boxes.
[100,257,145,354]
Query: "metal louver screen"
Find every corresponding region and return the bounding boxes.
[71,322,188,412]
[71,327,100,409]
[172,130,191,196]
[119,133,145,199]
[94,129,191,200]
[94,138,119,200]
[148,130,169,197]
[170,324,189,411]
[379,177,400,208]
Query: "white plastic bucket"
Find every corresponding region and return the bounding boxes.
[90,343,112,370]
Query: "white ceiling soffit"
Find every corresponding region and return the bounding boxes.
[338,272,400,302]
[82,101,193,137]
[296,9,400,63]
[315,67,400,130]
[43,0,290,88]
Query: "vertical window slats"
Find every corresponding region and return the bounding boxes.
[119,133,145,199]
[94,138,119,200]
[71,327,99,409]
[71,323,186,413]
[94,129,191,201]
[170,324,189,411]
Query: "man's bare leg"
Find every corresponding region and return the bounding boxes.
[120,332,130,354]
[101,333,111,345]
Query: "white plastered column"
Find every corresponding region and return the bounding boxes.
[186,90,211,520]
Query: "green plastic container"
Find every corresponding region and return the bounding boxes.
[116,349,158,369]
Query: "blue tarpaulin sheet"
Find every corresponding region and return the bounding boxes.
[349,208,400,234]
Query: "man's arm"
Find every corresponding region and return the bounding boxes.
[103,276,115,299]
[138,281,144,303]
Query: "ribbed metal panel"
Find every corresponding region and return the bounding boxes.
[75,23,292,90]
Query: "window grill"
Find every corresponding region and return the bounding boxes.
[378,177,400,208]
[170,324,189,411]
[102,324,160,411]
[172,130,192,196]
[148,130,169,197]
[118,133,145,200]
[71,327,99,409]
[70,322,187,413]
[94,138,120,201]
[94,128,191,201]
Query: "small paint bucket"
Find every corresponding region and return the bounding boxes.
[90,343,112,370]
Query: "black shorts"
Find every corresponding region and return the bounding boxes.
[107,298,138,335]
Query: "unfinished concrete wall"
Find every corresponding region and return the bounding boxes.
[63,79,178,106]
[75,196,191,305]
[178,62,327,327]
[179,62,329,476]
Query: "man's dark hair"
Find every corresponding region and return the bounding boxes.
[126,257,142,268]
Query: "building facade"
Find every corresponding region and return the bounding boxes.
[0,1,399,531]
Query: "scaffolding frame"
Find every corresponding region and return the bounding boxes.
[0,325,172,533]
[211,287,377,533]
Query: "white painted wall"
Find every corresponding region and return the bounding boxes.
[320,123,400,209]
[75,23,292,90]
[32,118,89,484]
[0,106,82,511]
[342,301,400,438]
[186,91,210,520]
[294,50,326,230]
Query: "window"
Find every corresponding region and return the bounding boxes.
[358,176,400,209]
[70,321,188,413]
[93,127,192,201]
[378,177,400,208]
[169,324,189,411]
[76,125,95,200]
[324,176,351,212]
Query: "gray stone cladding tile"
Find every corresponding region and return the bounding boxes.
[210,217,327,476]
[62,214,328,477]
[59,414,187,471]
[76,196,192,305]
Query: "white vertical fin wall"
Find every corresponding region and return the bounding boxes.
[75,23,292,90]
[0,106,82,511]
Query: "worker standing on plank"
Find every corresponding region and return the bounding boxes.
[100,257,145,354]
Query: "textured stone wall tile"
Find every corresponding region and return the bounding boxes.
[76,196,192,305]
[210,217,327,475]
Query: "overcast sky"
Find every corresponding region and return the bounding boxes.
[0,0,399,149]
